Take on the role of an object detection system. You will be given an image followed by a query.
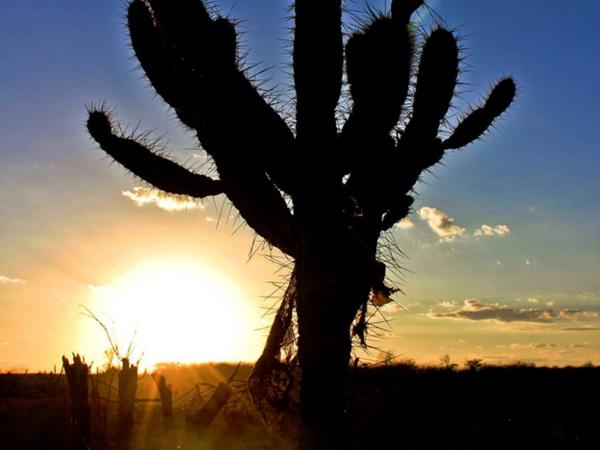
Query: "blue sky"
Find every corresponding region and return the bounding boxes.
[0,1,599,370]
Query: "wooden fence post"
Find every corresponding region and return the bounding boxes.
[152,374,173,417]
[118,357,138,433]
[62,354,91,450]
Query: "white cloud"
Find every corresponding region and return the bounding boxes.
[122,187,204,211]
[417,207,465,242]
[0,275,26,285]
[439,301,456,309]
[395,218,414,230]
[474,224,510,237]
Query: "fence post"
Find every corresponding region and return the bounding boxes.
[62,354,91,450]
[118,357,138,433]
[152,374,173,417]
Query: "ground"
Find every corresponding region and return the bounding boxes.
[1,362,598,449]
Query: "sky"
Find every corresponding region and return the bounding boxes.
[1,0,599,371]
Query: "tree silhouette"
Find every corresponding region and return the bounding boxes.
[86,1,515,448]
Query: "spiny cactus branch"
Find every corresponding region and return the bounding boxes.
[128,0,298,194]
[400,27,459,146]
[87,109,296,256]
[87,110,223,198]
[344,13,413,141]
[443,77,516,150]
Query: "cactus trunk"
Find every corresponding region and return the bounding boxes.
[294,201,373,448]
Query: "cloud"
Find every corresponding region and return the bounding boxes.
[0,275,26,285]
[418,207,465,242]
[395,218,414,230]
[557,309,598,320]
[474,224,511,237]
[1,342,11,347]
[510,343,558,349]
[428,299,599,324]
[122,187,205,211]
[439,301,456,309]
[562,327,600,332]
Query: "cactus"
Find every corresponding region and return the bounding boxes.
[86,1,515,448]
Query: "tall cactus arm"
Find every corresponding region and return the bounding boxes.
[128,1,298,195]
[293,0,343,143]
[340,5,418,214]
[87,110,297,257]
[400,27,459,150]
[343,1,420,142]
[87,110,223,198]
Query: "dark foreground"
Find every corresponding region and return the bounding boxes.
[1,362,598,449]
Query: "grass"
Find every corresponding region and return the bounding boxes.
[1,362,599,449]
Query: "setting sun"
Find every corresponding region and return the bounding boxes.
[85,259,259,368]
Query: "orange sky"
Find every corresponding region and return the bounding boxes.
[1,0,599,371]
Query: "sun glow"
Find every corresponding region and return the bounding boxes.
[86,259,259,368]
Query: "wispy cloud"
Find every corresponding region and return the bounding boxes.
[428,299,599,324]
[561,327,600,332]
[395,218,414,230]
[122,187,205,211]
[0,275,26,285]
[474,224,510,237]
[418,207,465,242]
[510,343,558,349]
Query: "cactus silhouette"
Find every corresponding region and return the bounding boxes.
[86,1,515,448]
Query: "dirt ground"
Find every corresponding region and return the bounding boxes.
[2,363,599,450]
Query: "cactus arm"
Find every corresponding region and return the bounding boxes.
[293,0,343,143]
[442,77,516,150]
[343,14,414,143]
[400,28,459,148]
[340,9,416,214]
[128,1,298,195]
[87,110,223,199]
[87,109,296,256]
